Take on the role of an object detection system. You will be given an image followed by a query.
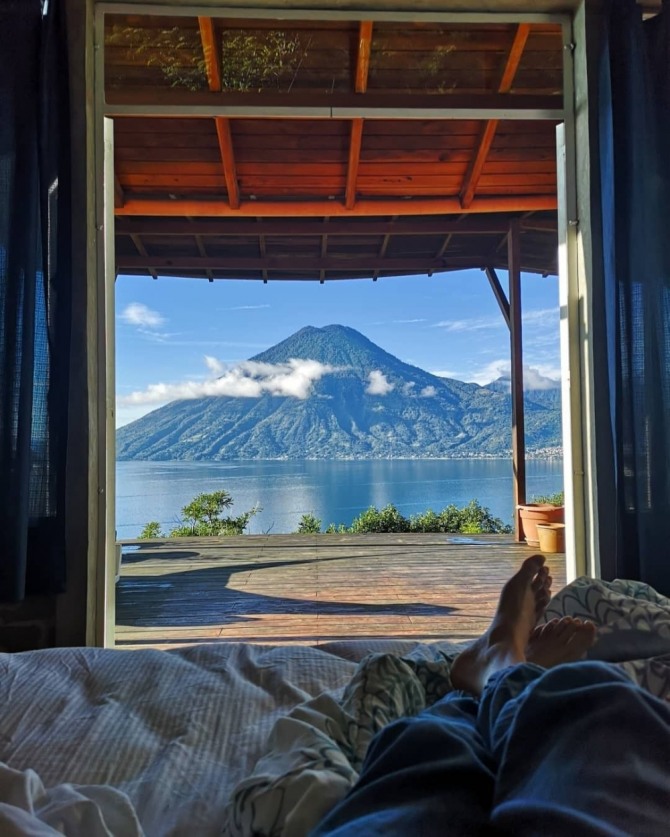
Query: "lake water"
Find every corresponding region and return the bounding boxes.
[115,458,563,540]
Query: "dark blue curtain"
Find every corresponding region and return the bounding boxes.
[597,0,670,594]
[0,0,71,600]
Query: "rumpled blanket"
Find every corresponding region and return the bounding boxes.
[225,577,670,837]
[0,761,144,836]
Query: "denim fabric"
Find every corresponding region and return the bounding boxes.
[312,662,670,836]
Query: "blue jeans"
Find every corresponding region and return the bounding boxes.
[311,662,670,836]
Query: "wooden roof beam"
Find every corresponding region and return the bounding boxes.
[130,233,157,279]
[116,195,557,218]
[104,90,562,120]
[194,234,214,282]
[116,216,541,237]
[346,22,373,211]
[459,24,531,209]
[198,17,240,210]
[116,254,498,273]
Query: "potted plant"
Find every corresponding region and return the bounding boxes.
[517,492,564,548]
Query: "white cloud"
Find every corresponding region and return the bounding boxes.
[522,308,559,327]
[120,302,166,329]
[224,304,271,311]
[432,315,503,333]
[204,355,226,376]
[432,307,558,335]
[460,358,561,389]
[392,318,427,324]
[120,357,341,406]
[403,381,416,394]
[366,370,395,396]
[420,385,437,397]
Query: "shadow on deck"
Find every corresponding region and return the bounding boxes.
[115,533,566,649]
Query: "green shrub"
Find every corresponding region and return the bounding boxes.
[296,513,322,534]
[139,521,163,539]
[409,500,512,534]
[325,523,349,534]
[350,504,409,533]
[140,490,259,538]
[531,491,564,506]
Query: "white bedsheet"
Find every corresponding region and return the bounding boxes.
[0,639,436,836]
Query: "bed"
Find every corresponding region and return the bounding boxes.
[0,577,668,836]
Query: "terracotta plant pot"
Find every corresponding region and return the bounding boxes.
[536,522,566,554]
[517,504,565,547]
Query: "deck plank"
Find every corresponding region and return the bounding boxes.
[115,534,566,649]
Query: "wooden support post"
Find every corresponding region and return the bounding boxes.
[508,218,526,540]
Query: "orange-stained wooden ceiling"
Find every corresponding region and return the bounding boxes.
[106,15,564,281]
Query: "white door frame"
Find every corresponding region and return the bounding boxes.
[90,0,588,644]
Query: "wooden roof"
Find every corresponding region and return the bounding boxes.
[106,14,564,281]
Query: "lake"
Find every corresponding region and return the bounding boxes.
[115,458,563,540]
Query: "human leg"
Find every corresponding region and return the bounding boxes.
[481,661,670,836]
[310,691,496,837]
[312,556,553,837]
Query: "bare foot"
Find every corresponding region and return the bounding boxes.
[450,555,547,697]
[531,565,552,623]
[527,617,596,667]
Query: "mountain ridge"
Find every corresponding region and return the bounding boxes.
[117,324,562,461]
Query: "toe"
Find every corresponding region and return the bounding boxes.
[521,554,546,579]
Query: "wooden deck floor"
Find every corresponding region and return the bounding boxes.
[115,534,566,649]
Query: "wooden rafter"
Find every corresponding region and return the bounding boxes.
[428,233,453,277]
[345,119,364,210]
[130,233,157,279]
[214,118,241,209]
[345,22,373,211]
[116,195,557,219]
[197,17,240,210]
[198,17,221,91]
[355,21,373,93]
[114,175,125,209]
[257,218,269,282]
[320,219,329,281]
[459,24,531,209]
[194,234,213,282]
[372,214,396,279]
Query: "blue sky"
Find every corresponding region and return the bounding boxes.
[115,269,560,427]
